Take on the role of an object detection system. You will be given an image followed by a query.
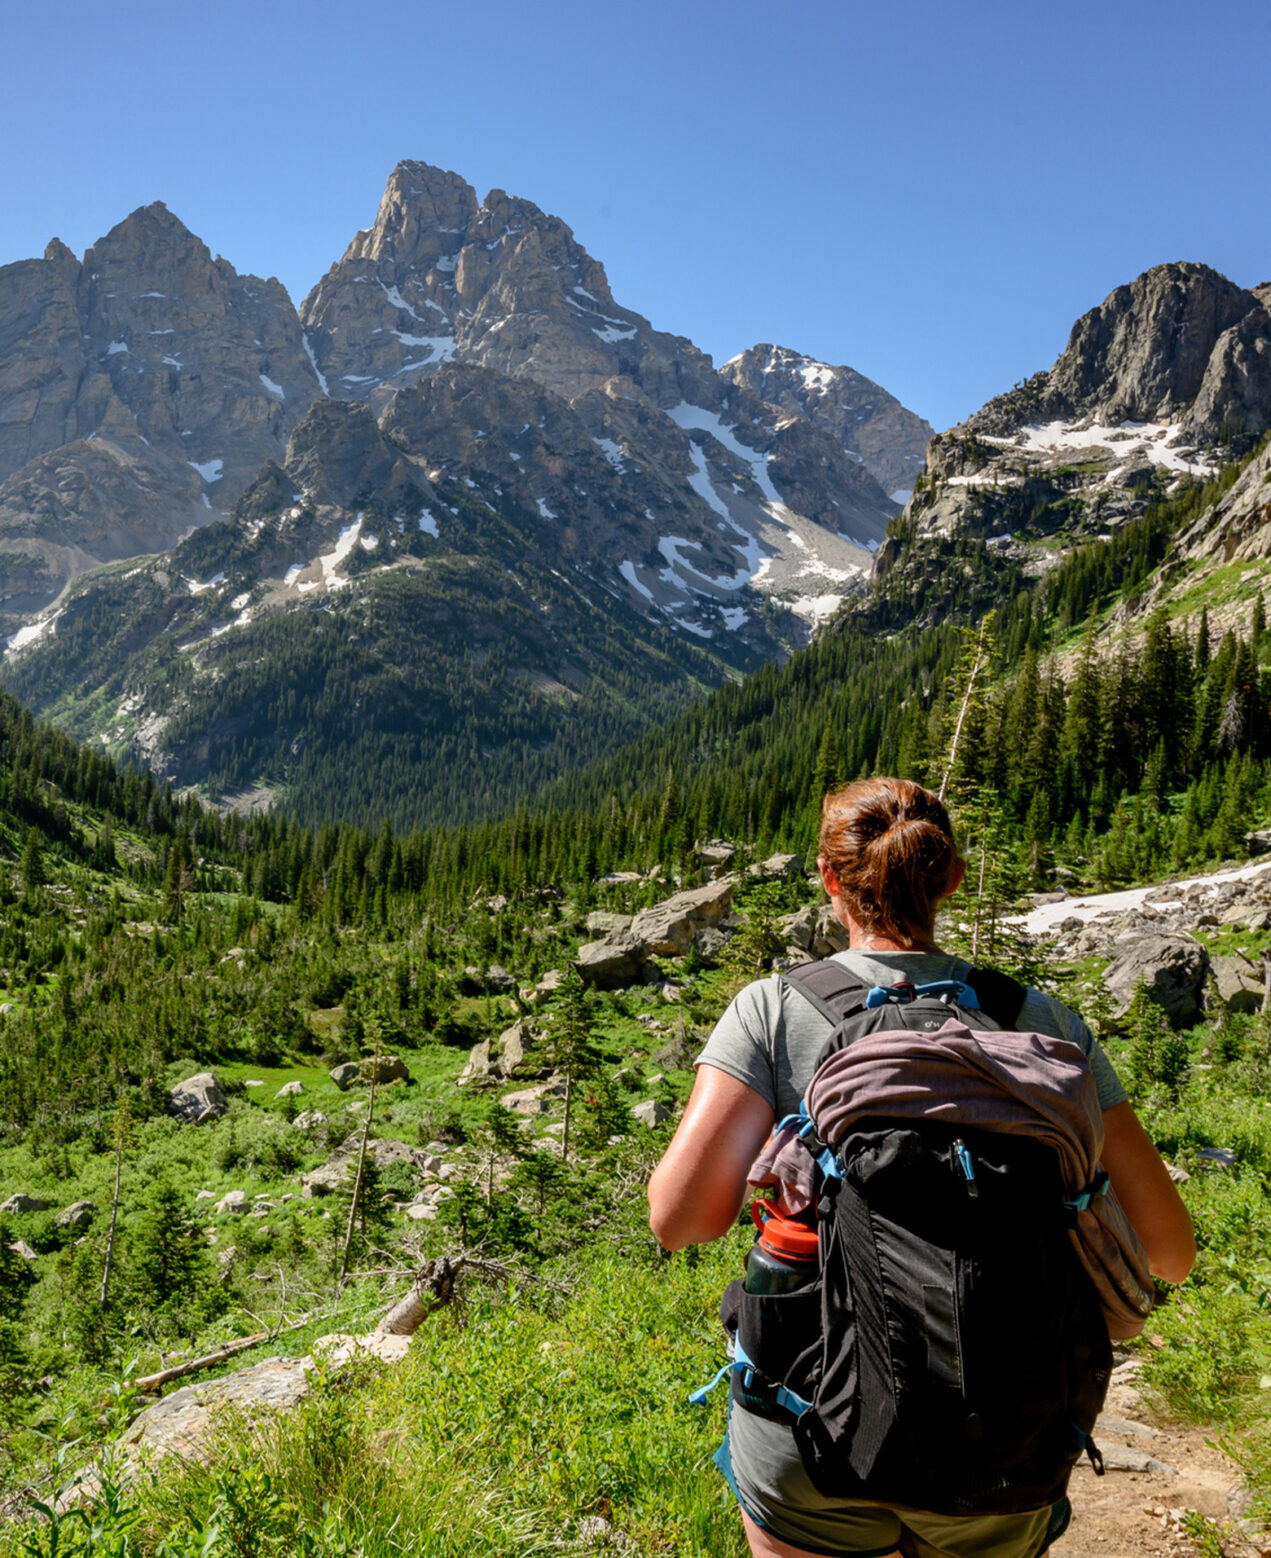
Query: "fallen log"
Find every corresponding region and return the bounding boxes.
[133,1314,319,1392]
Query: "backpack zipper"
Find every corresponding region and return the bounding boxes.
[953,1139,979,1198]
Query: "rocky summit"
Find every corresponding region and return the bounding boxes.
[0,206,322,612]
[871,260,1271,624]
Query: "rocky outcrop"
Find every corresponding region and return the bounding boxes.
[0,1193,51,1214]
[55,1199,96,1228]
[722,344,933,499]
[575,929,652,990]
[630,879,734,956]
[169,1072,229,1125]
[301,1135,432,1198]
[877,262,1271,626]
[1103,935,1209,1028]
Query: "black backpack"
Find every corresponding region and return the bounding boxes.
[705,962,1111,1517]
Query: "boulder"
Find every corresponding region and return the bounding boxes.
[215,1191,248,1215]
[1103,934,1210,1028]
[8,1239,37,1260]
[456,1038,494,1085]
[501,1080,566,1115]
[276,1080,304,1098]
[0,1193,52,1214]
[303,1136,431,1197]
[631,1099,671,1127]
[575,929,650,989]
[810,906,849,959]
[496,1019,536,1078]
[584,911,633,936]
[750,853,804,883]
[1211,956,1265,1015]
[529,968,563,1003]
[631,879,735,956]
[694,925,734,962]
[780,906,817,950]
[55,1200,97,1229]
[485,966,516,994]
[1244,829,1271,855]
[329,1063,361,1090]
[360,1055,409,1085]
[292,1111,329,1130]
[170,1072,229,1125]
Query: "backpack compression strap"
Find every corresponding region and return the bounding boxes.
[781,958,1028,1030]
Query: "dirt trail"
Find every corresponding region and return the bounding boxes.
[1055,1359,1264,1558]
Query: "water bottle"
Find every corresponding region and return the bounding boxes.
[743,1204,819,1294]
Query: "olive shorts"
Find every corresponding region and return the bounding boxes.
[717,1408,1070,1558]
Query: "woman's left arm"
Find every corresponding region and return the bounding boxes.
[648,1065,775,1251]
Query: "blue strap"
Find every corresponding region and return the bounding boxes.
[689,1339,813,1418]
[770,1101,842,1181]
[1063,1171,1110,1213]
[866,979,981,1009]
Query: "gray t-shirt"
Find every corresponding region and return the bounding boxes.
[696,949,1126,1117]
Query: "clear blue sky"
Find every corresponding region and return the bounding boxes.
[3,0,1268,431]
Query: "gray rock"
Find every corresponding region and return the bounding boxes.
[0,1193,52,1214]
[1244,829,1271,856]
[529,968,563,1002]
[360,1055,409,1085]
[485,966,516,994]
[575,930,650,990]
[722,346,933,500]
[631,1099,671,1128]
[329,1063,361,1091]
[303,1136,432,1197]
[1097,1442,1177,1475]
[456,1038,494,1086]
[810,906,849,959]
[501,1081,566,1115]
[630,879,735,956]
[8,1239,38,1260]
[215,1191,248,1215]
[698,840,737,872]
[276,1080,305,1098]
[55,1200,97,1229]
[750,853,804,883]
[292,1111,328,1130]
[1210,955,1264,1014]
[1103,934,1209,1028]
[584,911,633,936]
[170,1071,229,1125]
[496,1019,536,1078]
[780,906,817,950]
[694,925,734,962]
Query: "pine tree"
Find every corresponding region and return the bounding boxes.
[544,966,601,1163]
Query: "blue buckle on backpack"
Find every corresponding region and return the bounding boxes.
[1063,1171,1110,1214]
[865,980,981,1010]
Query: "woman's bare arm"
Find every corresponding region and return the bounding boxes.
[1100,1101,1196,1285]
[648,1065,775,1251]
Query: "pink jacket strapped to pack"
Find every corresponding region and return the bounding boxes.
[747,1020,1156,1340]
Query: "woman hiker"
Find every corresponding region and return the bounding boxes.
[649,776,1195,1558]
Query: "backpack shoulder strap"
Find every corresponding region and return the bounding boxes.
[964,964,1028,1027]
[779,960,871,1027]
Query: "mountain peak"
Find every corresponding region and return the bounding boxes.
[343,161,479,269]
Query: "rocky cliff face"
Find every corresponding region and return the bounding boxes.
[872,262,1271,624]
[0,206,322,609]
[720,344,934,500]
